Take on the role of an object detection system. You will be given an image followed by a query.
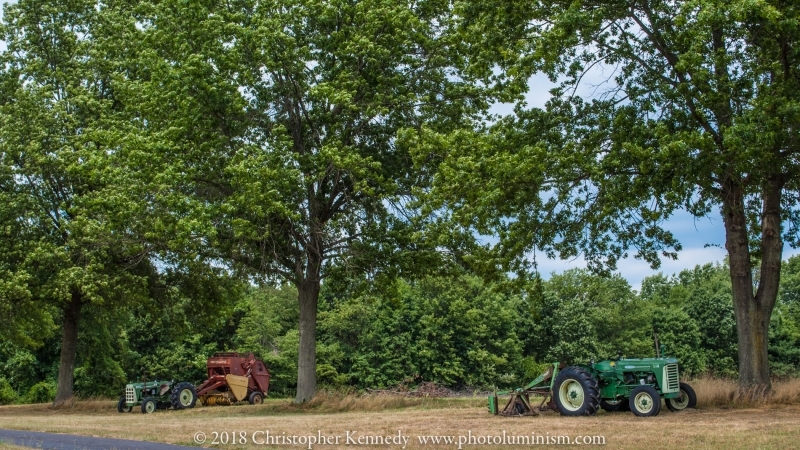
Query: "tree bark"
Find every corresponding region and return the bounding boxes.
[295,278,320,403]
[723,178,782,393]
[53,291,82,406]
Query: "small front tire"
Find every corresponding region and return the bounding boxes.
[141,397,157,414]
[666,382,697,412]
[629,386,661,417]
[117,396,132,413]
[248,391,264,405]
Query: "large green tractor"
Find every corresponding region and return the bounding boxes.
[489,340,696,417]
[117,379,197,414]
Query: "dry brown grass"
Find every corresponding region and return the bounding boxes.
[1,399,799,449]
[280,392,485,413]
[692,377,800,408]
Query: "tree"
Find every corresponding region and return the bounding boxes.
[0,1,141,403]
[421,0,800,391]
[0,0,188,404]
[132,0,480,402]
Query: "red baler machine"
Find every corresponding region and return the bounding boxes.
[195,352,270,405]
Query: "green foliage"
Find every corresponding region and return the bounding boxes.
[233,286,301,396]
[319,275,525,389]
[651,308,704,376]
[771,256,800,376]
[528,269,651,364]
[26,381,55,404]
[769,307,800,378]
[641,264,738,376]
[0,377,16,405]
[1,350,37,394]
[234,286,299,356]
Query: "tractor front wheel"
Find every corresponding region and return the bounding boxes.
[170,382,198,410]
[553,366,600,416]
[248,391,264,405]
[666,382,697,412]
[629,386,661,417]
[141,397,157,414]
[117,396,132,413]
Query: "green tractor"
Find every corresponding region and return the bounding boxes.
[489,337,697,417]
[117,378,198,414]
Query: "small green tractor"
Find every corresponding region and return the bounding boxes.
[489,339,696,417]
[117,379,197,414]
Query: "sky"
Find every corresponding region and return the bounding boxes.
[1,2,797,290]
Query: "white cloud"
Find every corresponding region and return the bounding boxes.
[535,247,727,292]
[537,245,800,292]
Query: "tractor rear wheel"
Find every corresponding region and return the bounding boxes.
[248,391,264,405]
[117,396,132,413]
[141,397,157,414]
[666,382,696,412]
[600,398,629,412]
[629,386,661,417]
[170,382,198,410]
[553,366,600,416]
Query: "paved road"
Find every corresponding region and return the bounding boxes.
[0,429,200,450]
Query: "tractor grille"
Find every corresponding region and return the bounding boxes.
[125,386,136,404]
[663,364,680,393]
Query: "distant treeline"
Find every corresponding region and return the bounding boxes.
[2,257,799,403]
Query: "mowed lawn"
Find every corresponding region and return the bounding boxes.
[0,396,798,450]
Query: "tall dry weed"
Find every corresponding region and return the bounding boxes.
[273,391,484,414]
[692,376,800,408]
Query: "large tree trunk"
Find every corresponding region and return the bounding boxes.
[54,291,82,406]
[723,178,782,393]
[295,278,320,403]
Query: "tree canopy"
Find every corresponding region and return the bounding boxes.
[126,0,485,402]
[417,0,800,391]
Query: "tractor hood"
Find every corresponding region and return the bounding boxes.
[609,357,678,370]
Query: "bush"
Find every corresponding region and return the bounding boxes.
[0,377,17,405]
[26,381,55,404]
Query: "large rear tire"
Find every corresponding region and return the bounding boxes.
[666,382,696,412]
[170,382,198,410]
[553,366,600,416]
[629,385,661,417]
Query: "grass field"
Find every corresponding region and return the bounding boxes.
[0,379,798,450]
